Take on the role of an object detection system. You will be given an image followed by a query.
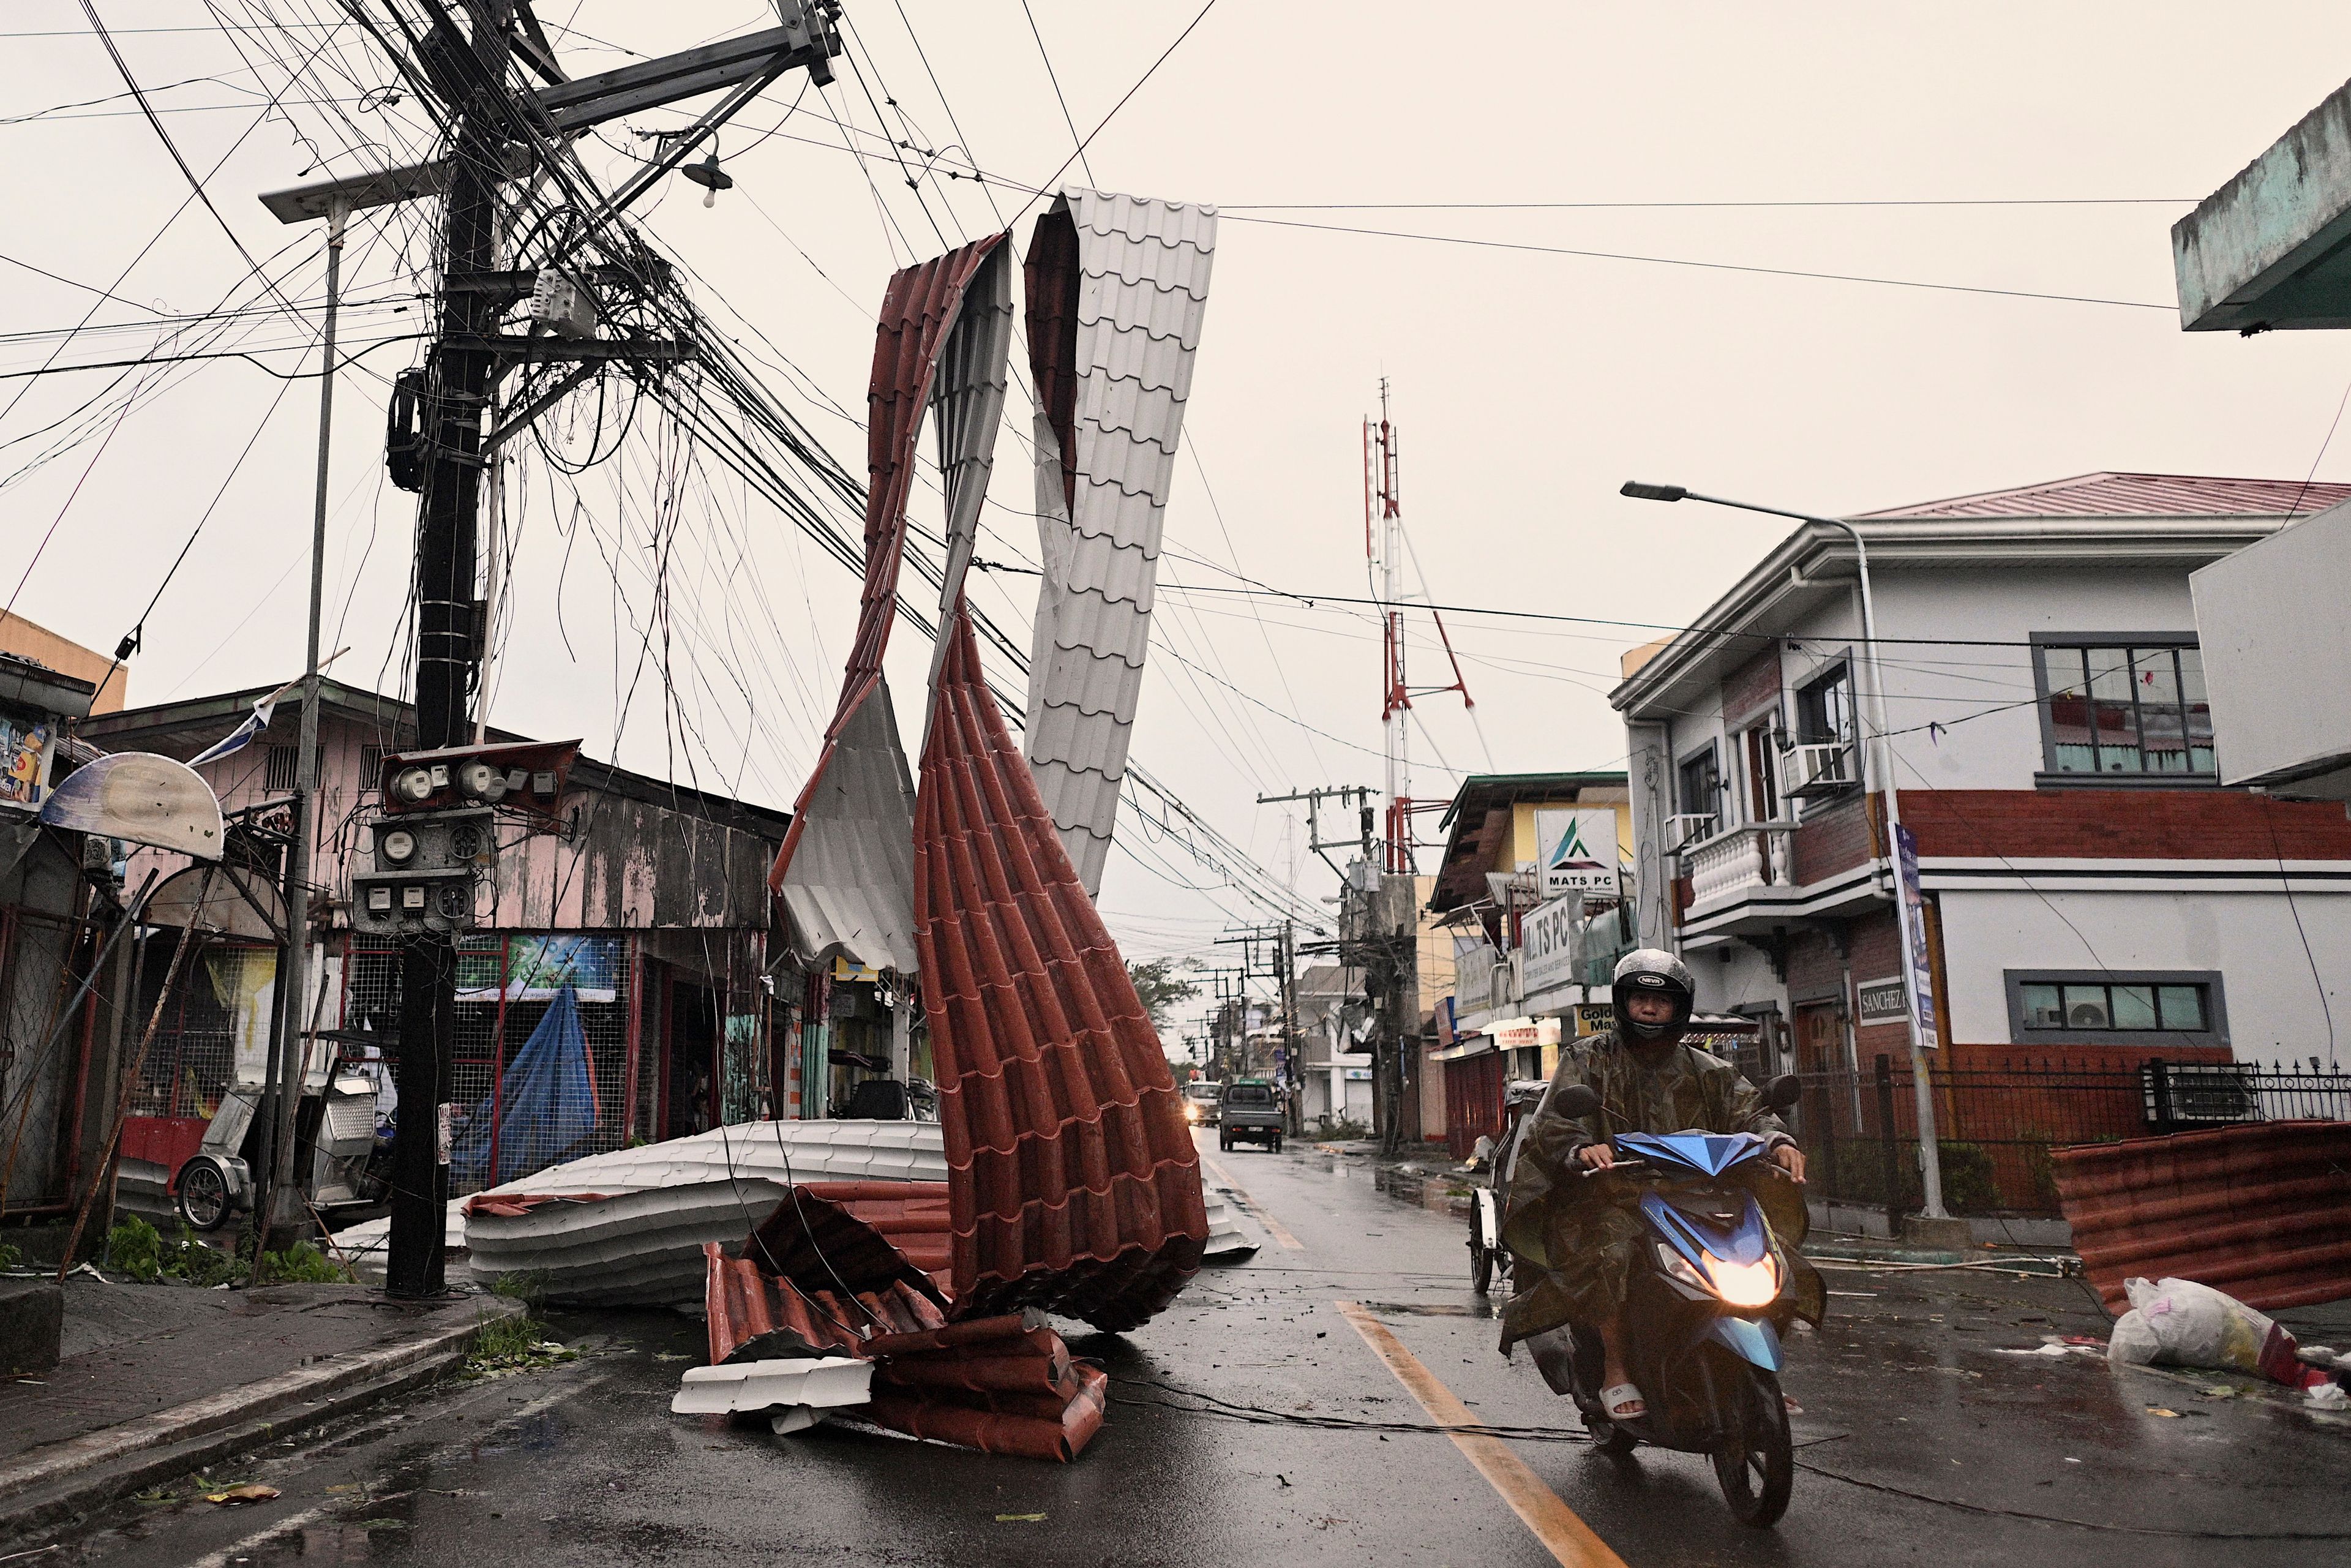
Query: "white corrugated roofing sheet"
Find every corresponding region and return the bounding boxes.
[1023,189,1217,896]
[776,679,918,974]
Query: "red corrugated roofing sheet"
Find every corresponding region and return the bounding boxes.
[770,235,1009,894]
[1858,471,2351,520]
[2053,1120,2351,1311]
[1023,206,1081,516]
[915,604,1207,1331]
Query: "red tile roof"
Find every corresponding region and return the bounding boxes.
[916,606,1207,1330]
[1858,471,2351,520]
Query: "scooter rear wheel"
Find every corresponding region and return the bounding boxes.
[1712,1365,1793,1527]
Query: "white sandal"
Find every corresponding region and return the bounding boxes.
[1600,1382,1646,1421]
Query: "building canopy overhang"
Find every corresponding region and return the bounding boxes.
[2175,75,2351,332]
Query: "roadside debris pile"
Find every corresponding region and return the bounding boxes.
[2107,1275,2350,1397]
[674,1183,1109,1460]
[329,1120,1258,1301]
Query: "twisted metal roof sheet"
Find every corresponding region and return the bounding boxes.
[769,235,1010,975]
[917,604,1207,1330]
[1858,471,2351,520]
[1022,190,1217,897]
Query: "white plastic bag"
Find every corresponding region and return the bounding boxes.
[2105,1276,2277,1374]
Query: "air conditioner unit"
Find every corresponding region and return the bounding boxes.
[1665,812,1719,851]
[1783,741,1856,800]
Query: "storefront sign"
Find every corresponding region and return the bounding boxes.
[1534,808,1622,897]
[1854,975,1907,1027]
[1574,1003,1613,1037]
[458,934,626,1003]
[1485,1016,1562,1052]
[1520,894,1581,996]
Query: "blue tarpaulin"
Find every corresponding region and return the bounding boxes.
[451,984,597,1185]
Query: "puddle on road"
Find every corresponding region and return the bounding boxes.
[1370,1164,1476,1218]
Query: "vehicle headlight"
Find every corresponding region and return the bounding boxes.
[380,828,418,865]
[1704,1253,1780,1308]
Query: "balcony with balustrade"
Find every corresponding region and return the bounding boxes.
[1674,811,1887,942]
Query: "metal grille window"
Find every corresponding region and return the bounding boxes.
[2036,641,2215,777]
[360,745,386,786]
[264,745,298,792]
[345,934,640,1194]
[128,936,274,1119]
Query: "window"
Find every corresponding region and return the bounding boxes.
[2035,640,2215,778]
[1795,664,1854,748]
[1674,744,1721,840]
[264,745,298,792]
[2005,969,2225,1046]
[361,745,386,785]
[1742,726,1779,822]
[1676,745,1720,817]
[1225,1084,1273,1106]
[1786,662,1858,798]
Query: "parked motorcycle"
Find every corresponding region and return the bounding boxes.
[1467,1078,1551,1296]
[1519,1073,1807,1528]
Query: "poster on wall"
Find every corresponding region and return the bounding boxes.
[456,934,624,1003]
[0,711,54,808]
[1535,808,1621,897]
[1892,824,1939,1050]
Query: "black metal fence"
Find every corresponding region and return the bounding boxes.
[1791,1056,2351,1218]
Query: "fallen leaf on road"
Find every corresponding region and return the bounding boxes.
[205,1485,281,1506]
[995,1514,1046,1523]
[2147,1407,2181,1418]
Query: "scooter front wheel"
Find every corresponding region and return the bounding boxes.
[1712,1364,1793,1527]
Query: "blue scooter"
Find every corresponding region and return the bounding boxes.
[1521,1075,1805,1528]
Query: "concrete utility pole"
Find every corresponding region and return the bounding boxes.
[1368,384,1410,874]
[1619,481,1949,1220]
[258,1,844,1298]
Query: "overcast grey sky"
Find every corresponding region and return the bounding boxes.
[7,2,2351,980]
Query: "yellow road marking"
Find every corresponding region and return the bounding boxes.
[1338,1300,1629,1568]
[1198,1150,1305,1250]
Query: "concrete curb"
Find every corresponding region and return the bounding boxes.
[0,1296,521,1544]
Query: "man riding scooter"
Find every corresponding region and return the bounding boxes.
[1499,950,1823,1424]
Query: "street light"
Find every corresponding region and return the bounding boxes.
[1619,479,1950,1221]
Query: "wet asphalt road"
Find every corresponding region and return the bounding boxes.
[50,1129,2351,1567]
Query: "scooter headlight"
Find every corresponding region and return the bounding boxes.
[1704,1252,1781,1308]
[1654,1242,1781,1308]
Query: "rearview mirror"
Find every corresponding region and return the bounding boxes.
[1763,1073,1802,1111]
[1554,1084,1601,1119]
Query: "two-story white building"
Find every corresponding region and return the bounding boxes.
[1612,473,2351,1106]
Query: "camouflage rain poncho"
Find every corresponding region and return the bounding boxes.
[1499,1030,1824,1350]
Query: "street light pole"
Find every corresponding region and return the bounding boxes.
[1619,481,1949,1219]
